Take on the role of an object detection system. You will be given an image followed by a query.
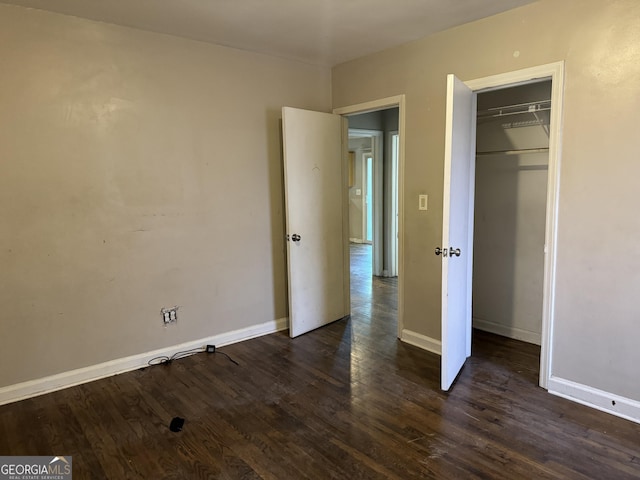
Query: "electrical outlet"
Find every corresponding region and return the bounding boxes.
[161,306,178,325]
[206,345,216,353]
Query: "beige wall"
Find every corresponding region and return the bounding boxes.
[0,5,331,387]
[333,0,640,400]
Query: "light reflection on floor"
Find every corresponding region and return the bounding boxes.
[349,243,399,395]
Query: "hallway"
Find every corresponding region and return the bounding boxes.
[350,243,397,319]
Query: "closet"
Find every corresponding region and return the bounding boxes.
[472,81,552,346]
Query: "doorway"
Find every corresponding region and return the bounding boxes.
[473,81,552,350]
[440,62,564,390]
[347,130,382,251]
[347,111,399,318]
[281,97,405,340]
[365,155,373,244]
[334,96,406,337]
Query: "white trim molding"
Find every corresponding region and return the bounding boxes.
[333,95,404,116]
[0,317,288,406]
[401,329,441,355]
[548,376,640,425]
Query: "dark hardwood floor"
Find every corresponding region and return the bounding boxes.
[1,244,639,478]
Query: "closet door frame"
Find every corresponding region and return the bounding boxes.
[465,61,564,390]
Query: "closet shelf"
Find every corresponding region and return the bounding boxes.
[477,100,551,120]
[500,118,545,129]
[476,147,549,157]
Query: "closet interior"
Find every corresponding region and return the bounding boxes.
[472,80,552,346]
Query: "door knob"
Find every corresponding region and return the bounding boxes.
[435,247,442,256]
[291,234,301,242]
[450,247,461,257]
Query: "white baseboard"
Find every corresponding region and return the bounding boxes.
[548,376,640,425]
[0,317,288,406]
[400,329,441,355]
[473,317,541,345]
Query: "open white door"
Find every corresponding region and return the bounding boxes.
[282,107,349,338]
[441,75,476,390]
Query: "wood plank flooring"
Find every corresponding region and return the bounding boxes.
[1,244,639,478]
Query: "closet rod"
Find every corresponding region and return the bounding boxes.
[476,147,549,156]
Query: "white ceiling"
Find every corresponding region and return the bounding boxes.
[1,0,537,66]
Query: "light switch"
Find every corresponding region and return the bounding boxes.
[355,189,362,196]
[419,194,428,211]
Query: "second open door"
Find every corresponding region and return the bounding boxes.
[282,107,350,338]
[440,75,476,390]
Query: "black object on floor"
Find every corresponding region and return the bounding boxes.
[169,417,185,432]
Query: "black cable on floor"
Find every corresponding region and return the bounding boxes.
[215,351,239,366]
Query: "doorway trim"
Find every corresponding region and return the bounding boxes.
[334,95,406,337]
[386,130,399,278]
[348,128,384,275]
[465,61,564,389]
